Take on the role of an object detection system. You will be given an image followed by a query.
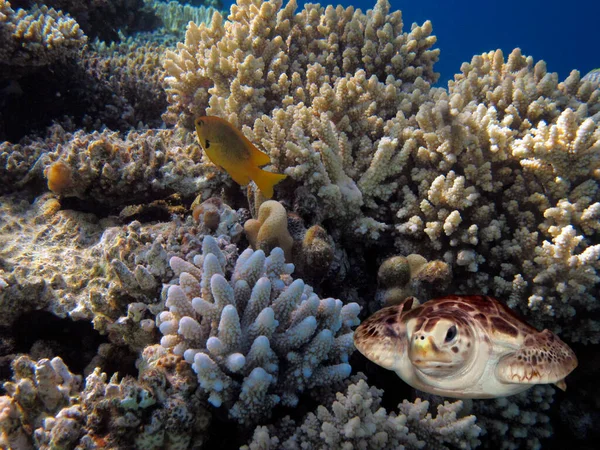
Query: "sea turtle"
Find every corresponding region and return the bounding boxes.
[354,295,578,398]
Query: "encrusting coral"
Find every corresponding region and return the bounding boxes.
[158,235,360,426]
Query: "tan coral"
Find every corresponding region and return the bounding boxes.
[244,200,293,262]
[0,1,86,79]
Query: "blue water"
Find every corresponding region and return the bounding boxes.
[223,0,599,87]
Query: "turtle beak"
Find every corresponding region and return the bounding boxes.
[413,336,434,358]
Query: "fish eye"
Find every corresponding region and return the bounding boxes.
[196,119,204,127]
[444,325,457,343]
[205,139,211,148]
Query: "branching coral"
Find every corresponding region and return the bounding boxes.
[0,355,82,449]
[144,0,220,36]
[393,49,600,342]
[163,0,439,238]
[243,373,481,449]
[0,0,86,79]
[158,235,360,425]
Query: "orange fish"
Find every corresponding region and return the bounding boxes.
[194,116,286,199]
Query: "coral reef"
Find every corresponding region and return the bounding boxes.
[145,0,220,37]
[243,373,481,449]
[158,235,360,425]
[0,0,598,448]
[81,36,169,129]
[394,50,600,343]
[164,0,438,239]
[0,0,86,80]
[469,385,555,450]
[0,355,82,449]
[22,0,159,41]
[1,124,221,203]
[163,0,599,342]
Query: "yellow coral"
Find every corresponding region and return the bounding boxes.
[46,161,72,195]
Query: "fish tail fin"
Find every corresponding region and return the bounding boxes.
[251,168,287,199]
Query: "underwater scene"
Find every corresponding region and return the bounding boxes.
[0,0,598,449]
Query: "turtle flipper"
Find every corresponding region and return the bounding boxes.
[496,329,578,388]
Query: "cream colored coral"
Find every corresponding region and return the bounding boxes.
[244,200,293,262]
[0,1,86,74]
[163,0,438,239]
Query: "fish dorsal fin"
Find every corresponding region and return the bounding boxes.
[496,329,578,387]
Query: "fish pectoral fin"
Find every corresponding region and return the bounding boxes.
[250,167,287,199]
[223,164,251,186]
[246,142,272,166]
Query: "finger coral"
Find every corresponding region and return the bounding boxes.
[158,235,361,426]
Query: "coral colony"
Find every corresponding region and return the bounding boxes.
[0,0,598,449]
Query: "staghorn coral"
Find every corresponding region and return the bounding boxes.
[243,373,481,450]
[157,235,361,426]
[0,0,86,80]
[163,0,439,238]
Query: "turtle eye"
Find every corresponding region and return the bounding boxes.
[444,325,457,342]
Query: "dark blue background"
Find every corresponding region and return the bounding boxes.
[222,0,599,87]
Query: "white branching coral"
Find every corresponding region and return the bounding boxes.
[242,374,481,450]
[471,385,555,450]
[158,235,360,426]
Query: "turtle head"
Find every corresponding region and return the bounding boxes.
[354,298,419,372]
[407,314,476,377]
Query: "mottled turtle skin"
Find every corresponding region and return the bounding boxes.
[354,295,578,398]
